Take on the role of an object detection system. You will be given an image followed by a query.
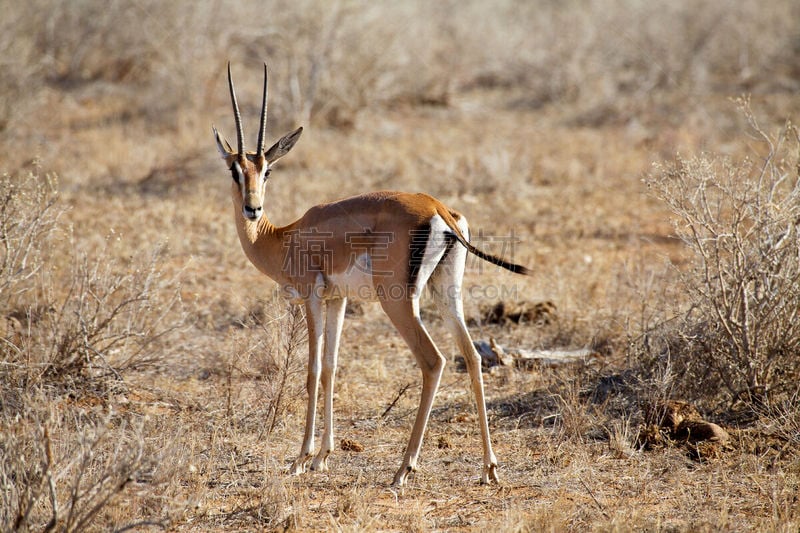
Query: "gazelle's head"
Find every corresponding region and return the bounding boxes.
[213,63,302,222]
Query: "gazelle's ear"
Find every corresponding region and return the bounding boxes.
[264,127,303,164]
[213,125,235,160]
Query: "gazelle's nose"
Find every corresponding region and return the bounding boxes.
[243,204,262,220]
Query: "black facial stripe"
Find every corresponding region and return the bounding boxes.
[230,161,243,184]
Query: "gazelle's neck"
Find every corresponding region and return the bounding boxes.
[232,201,284,281]
[233,204,272,244]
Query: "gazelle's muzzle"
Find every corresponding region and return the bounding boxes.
[242,204,262,220]
[243,191,263,220]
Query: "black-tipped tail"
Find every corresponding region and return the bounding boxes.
[466,242,532,275]
[447,231,531,275]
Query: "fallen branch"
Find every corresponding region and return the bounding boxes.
[473,339,600,370]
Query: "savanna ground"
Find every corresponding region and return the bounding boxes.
[2,1,799,531]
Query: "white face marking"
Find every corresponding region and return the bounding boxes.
[239,165,248,204]
[232,160,244,190]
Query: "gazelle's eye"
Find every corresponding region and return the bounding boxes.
[263,168,272,181]
[230,167,239,182]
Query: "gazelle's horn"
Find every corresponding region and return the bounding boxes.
[257,63,268,155]
[227,62,245,156]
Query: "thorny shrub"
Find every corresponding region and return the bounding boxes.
[640,103,800,412]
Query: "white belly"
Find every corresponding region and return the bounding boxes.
[324,253,378,301]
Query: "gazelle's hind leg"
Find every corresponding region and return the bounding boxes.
[430,224,500,484]
[379,297,446,487]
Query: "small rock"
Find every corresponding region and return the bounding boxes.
[675,419,730,443]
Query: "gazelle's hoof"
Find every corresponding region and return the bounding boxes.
[289,454,312,476]
[310,452,329,472]
[480,463,500,485]
[391,464,415,487]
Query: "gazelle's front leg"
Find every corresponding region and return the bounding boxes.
[311,297,346,471]
[290,296,324,475]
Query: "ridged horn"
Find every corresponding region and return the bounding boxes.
[227,62,245,156]
[257,63,268,155]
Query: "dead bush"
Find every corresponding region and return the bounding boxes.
[222,301,306,438]
[640,102,800,408]
[0,165,61,311]
[2,241,184,398]
[1,167,185,395]
[0,397,153,532]
[0,165,185,531]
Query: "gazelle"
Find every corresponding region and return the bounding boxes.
[213,63,530,487]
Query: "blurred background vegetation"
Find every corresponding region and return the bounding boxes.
[1,0,798,136]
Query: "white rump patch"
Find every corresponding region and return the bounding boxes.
[412,214,452,299]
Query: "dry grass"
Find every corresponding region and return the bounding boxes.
[2,1,799,531]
